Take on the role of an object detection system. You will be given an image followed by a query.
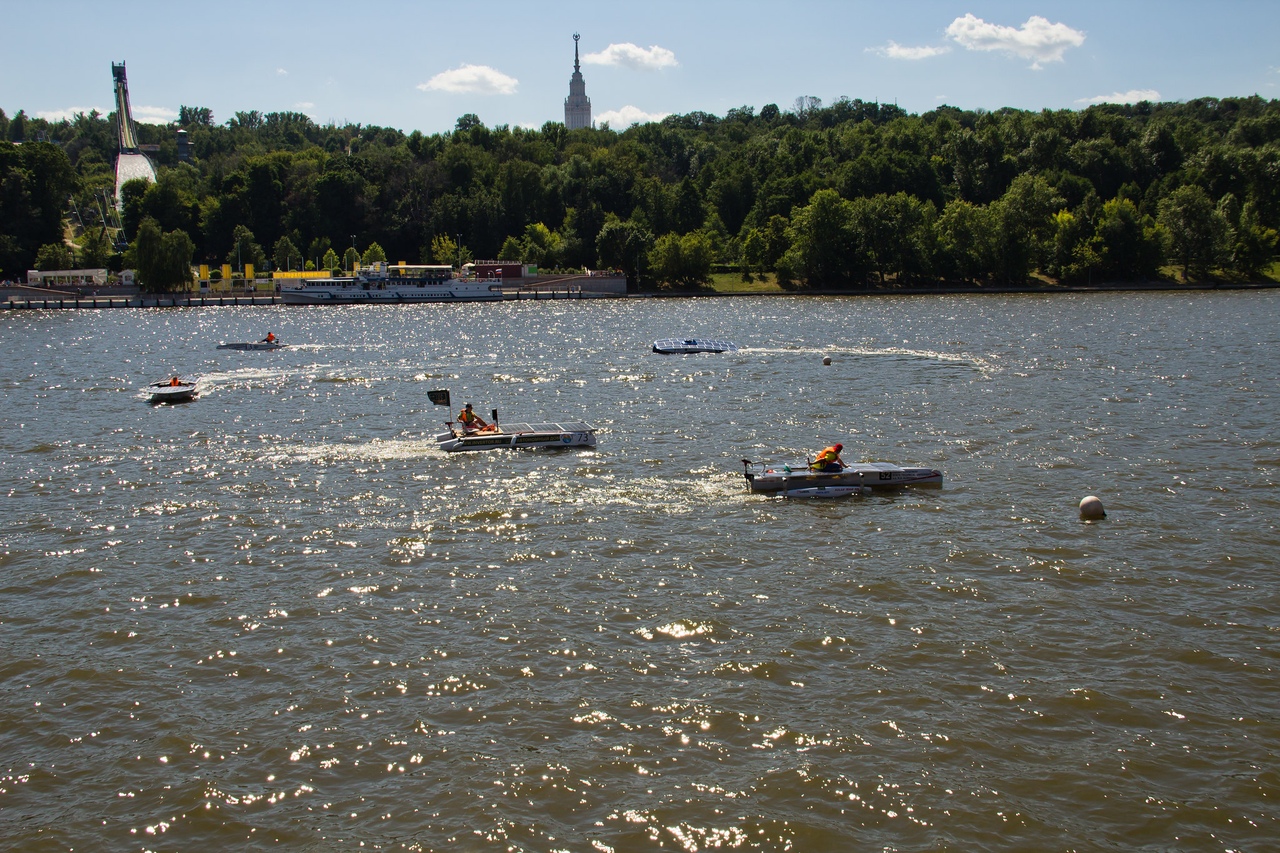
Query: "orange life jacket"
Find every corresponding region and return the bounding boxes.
[813,446,841,466]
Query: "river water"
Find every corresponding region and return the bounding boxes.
[2,292,1277,851]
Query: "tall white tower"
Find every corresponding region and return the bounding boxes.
[564,33,592,130]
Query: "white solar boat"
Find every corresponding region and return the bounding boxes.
[428,389,596,452]
[437,421,597,452]
[652,338,738,354]
[741,459,943,493]
[147,376,199,404]
[217,341,286,351]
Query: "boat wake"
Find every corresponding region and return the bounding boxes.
[738,345,996,374]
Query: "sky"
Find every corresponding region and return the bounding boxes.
[4,0,1279,135]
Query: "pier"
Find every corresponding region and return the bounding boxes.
[4,292,281,309]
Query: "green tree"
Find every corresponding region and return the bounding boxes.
[226,225,266,273]
[648,231,713,289]
[1157,185,1225,279]
[130,217,164,291]
[497,236,524,262]
[34,242,74,270]
[79,228,113,269]
[308,237,331,271]
[159,230,195,291]
[595,216,653,285]
[991,174,1065,283]
[343,246,360,271]
[361,241,387,264]
[322,247,340,274]
[783,189,864,288]
[521,222,562,268]
[934,200,997,283]
[430,234,459,266]
[1227,200,1278,276]
[1093,198,1162,280]
[273,236,302,272]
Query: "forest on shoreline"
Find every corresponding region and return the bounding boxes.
[1,94,1278,291]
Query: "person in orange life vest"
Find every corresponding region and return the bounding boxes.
[170,376,182,386]
[261,332,276,343]
[458,403,494,433]
[811,443,846,472]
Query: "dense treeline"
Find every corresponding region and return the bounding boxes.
[2,94,1278,289]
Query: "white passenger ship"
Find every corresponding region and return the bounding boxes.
[280,263,505,305]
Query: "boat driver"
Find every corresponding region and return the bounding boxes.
[458,403,495,433]
[810,443,846,472]
[261,332,276,343]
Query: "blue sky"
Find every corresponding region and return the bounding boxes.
[5,0,1279,134]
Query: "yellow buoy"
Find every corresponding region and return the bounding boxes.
[1079,495,1106,520]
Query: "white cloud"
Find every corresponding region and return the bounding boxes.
[36,106,108,121]
[277,67,288,76]
[945,13,1085,69]
[871,41,950,60]
[294,101,315,111]
[1077,89,1161,105]
[584,43,678,71]
[418,64,518,95]
[595,105,670,129]
[132,105,179,123]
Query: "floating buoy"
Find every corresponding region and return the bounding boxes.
[822,356,832,365]
[1079,495,1106,520]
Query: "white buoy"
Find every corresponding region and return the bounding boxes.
[822,356,832,365]
[1079,495,1106,520]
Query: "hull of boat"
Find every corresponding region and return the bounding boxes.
[781,485,872,499]
[148,383,198,404]
[281,283,504,305]
[437,422,596,452]
[744,462,942,493]
[217,342,286,350]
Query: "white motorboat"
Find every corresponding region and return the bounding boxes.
[280,262,504,305]
[217,340,286,351]
[741,458,943,493]
[148,376,199,404]
[653,338,738,354]
[428,389,596,452]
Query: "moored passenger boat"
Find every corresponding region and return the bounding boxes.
[280,262,505,305]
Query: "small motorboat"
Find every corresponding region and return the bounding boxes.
[742,458,942,493]
[427,388,596,452]
[217,340,286,351]
[652,338,738,354]
[148,376,199,404]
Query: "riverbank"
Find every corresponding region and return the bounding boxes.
[683,270,1280,296]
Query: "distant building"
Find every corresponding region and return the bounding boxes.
[564,33,592,130]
